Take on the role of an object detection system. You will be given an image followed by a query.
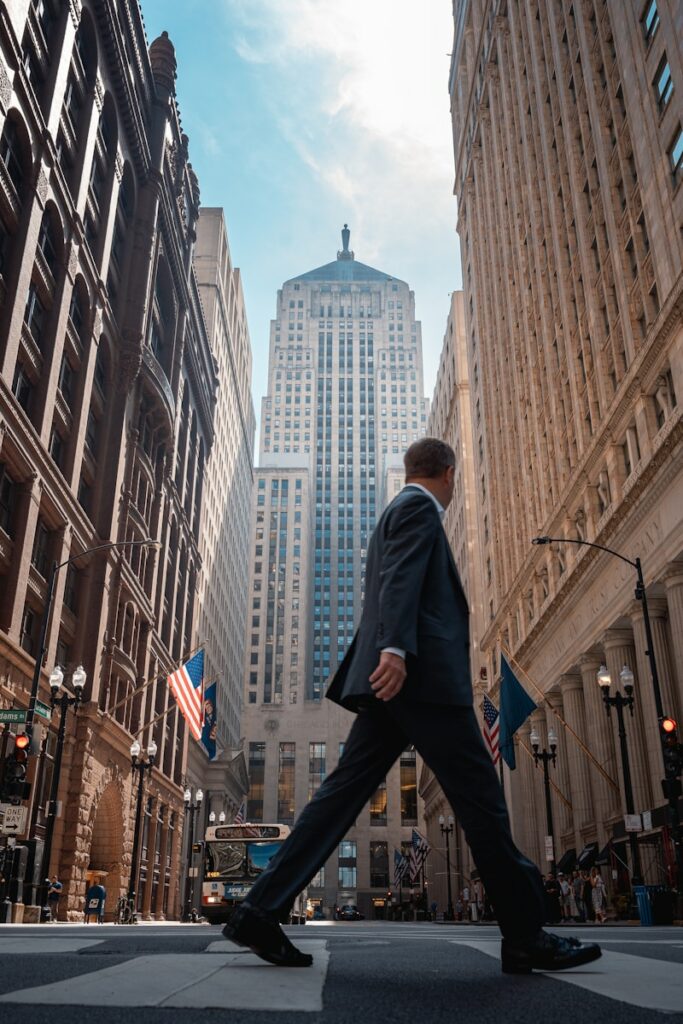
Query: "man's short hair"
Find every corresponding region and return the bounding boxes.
[404,437,456,480]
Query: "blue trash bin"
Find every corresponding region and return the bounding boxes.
[634,885,653,926]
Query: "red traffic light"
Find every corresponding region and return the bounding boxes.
[15,733,30,750]
[662,717,677,735]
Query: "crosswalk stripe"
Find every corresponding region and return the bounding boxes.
[0,942,329,1011]
[0,938,105,954]
[449,938,683,1014]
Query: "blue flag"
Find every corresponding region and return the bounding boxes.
[201,681,217,760]
[499,654,536,769]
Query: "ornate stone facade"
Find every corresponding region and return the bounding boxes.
[0,2,217,919]
[448,0,682,887]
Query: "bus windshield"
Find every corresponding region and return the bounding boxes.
[205,840,281,880]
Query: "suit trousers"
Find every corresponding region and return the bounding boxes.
[244,700,545,942]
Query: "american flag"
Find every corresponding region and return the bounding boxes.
[393,848,409,887]
[409,828,430,884]
[168,650,204,741]
[233,800,246,825]
[482,694,501,766]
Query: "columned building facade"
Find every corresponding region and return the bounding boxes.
[242,229,428,917]
[0,3,217,919]
[420,291,487,911]
[450,0,682,887]
[190,207,255,823]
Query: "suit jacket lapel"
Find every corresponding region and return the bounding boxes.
[402,486,468,608]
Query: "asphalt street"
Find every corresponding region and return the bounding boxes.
[0,920,681,1023]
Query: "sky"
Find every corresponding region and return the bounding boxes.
[140,0,462,424]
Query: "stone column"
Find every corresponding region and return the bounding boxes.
[516,721,541,867]
[3,474,42,639]
[631,599,677,798]
[559,673,594,851]
[578,654,619,845]
[602,629,652,815]
[142,795,159,920]
[663,564,683,719]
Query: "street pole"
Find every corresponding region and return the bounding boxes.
[533,537,683,881]
[530,727,557,878]
[439,814,455,920]
[598,663,643,887]
[38,666,86,918]
[126,740,157,923]
[183,787,203,921]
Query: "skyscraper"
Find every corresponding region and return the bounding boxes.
[450,1,682,879]
[242,228,429,915]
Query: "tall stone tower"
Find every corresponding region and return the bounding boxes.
[242,228,429,916]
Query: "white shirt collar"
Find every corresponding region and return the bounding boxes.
[404,483,445,520]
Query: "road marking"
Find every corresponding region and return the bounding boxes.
[450,939,683,1014]
[0,941,329,1011]
[0,938,104,954]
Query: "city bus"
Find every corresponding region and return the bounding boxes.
[200,823,307,925]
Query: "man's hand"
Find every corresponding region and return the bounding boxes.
[369,651,407,702]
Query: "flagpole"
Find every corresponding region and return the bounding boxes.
[104,641,205,719]
[501,646,620,793]
[498,757,504,794]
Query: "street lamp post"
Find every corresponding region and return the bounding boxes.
[439,813,455,920]
[183,787,203,921]
[530,726,558,878]
[597,663,643,886]
[532,535,682,877]
[38,665,86,919]
[126,738,157,923]
[25,539,159,742]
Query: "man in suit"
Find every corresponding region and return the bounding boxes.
[225,438,600,974]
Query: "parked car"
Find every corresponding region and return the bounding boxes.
[337,904,364,920]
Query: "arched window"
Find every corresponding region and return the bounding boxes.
[84,96,117,259]
[55,12,97,190]
[21,0,59,112]
[108,163,134,303]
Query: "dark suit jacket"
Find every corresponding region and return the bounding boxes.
[326,485,472,711]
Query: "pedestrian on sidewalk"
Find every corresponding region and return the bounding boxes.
[224,441,601,975]
[558,873,572,922]
[47,875,63,922]
[591,868,608,924]
[571,871,585,922]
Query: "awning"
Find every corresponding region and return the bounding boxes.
[577,842,599,869]
[556,848,576,873]
[595,843,612,866]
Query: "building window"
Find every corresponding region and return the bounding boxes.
[31,519,50,577]
[370,777,387,825]
[277,742,296,824]
[0,463,16,537]
[0,118,25,194]
[641,0,659,44]
[370,841,389,888]
[400,747,417,825]
[338,840,357,889]
[668,125,682,186]
[308,742,326,800]
[247,742,266,821]
[24,284,45,346]
[654,55,673,112]
[20,605,38,654]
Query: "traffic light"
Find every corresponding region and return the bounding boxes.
[660,717,683,801]
[1,734,32,802]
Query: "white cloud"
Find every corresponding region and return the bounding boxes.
[226,0,456,246]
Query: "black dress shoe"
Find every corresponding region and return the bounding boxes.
[501,930,601,974]
[222,903,313,967]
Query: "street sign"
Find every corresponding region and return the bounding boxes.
[35,699,52,722]
[544,835,554,861]
[625,813,642,832]
[0,804,27,834]
[642,810,653,831]
[0,709,26,724]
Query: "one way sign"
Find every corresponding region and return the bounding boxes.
[0,804,27,835]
